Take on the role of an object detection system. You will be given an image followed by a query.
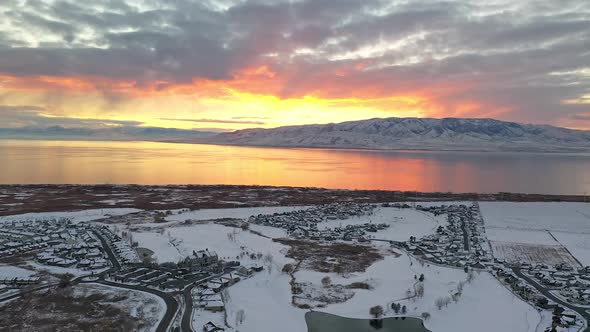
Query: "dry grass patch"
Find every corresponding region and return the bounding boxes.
[274,239,385,274]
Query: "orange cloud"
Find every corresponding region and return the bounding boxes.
[0,60,514,130]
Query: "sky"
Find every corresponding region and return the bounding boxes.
[0,0,589,132]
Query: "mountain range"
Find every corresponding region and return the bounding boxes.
[0,126,218,142]
[199,117,590,152]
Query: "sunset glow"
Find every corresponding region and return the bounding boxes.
[0,0,589,131]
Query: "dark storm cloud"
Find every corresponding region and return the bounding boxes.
[0,0,589,125]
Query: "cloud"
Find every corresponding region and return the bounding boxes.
[160,117,266,125]
[0,0,589,127]
[571,113,590,121]
[0,104,144,128]
[231,116,269,120]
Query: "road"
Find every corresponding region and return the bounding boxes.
[460,220,469,251]
[98,280,179,332]
[91,229,121,270]
[181,283,198,332]
[513,268,590,332]
[91,229,182,331]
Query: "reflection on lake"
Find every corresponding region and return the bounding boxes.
[305,311,432,332]
[0,140,589,195]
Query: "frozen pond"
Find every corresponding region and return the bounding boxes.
[305,312,431,332]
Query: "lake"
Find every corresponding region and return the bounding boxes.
[305,312,432,332]
[0,140,589,195]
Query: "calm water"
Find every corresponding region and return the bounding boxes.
[0,140,589,195]
[305,312,431,332]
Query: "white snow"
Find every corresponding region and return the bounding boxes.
[0,265,35,279]
[551,231,590,266]
[481,202,590,265]
[0,208,141,224]
[134,222,292,266]
[26,261,106,277]
[480,202,590,233]
[76,283,166,332]
[486,228,558,245]
[225,253,541,332]
[165,206,308,222]
[225,269,305,332]
[318,207,444,242]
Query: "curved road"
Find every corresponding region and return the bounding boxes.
[98,280,179,332]
[513,268,590,332]
[181,284,198,332]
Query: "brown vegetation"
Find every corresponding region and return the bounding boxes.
[1,184,585,217]
[0,287,145,332]
[275,239,384,274]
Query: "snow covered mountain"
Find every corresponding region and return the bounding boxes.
[202,117,590,152]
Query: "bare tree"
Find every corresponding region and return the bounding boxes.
[369,305,384,318]
[421,312,431,320]
[59,273,74,288]
[457,281,465,293]
[435,297,445,310]
[466,271,476,284]
[282,263,294,274]
[443,296,451,307]
[263,253,273,264]
[227,232,236,242]
[321,276,332,288]
[415,283,424,298]
[405,288,413,298]
[221,288,231,304]
[235,309,246,326]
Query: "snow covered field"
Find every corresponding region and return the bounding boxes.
[490,241,580,266]
[0,208,141,224]
[131,205,547,332]
[0,265,36,279]
[78,284,166,330]
[320,207,444,242]
[3,203,585,332]
[481,202,590,266]
[134,222,291,265]
[551,232,590,266]
[222,253,542,332]
[165,206,307,222]
[480,202,590,233]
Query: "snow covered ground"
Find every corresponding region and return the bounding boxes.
[0,265,36,279]
[551,232,590,266]
[0,208,141,224]
[3,203,583,332]
[134,221,292,267]
[223,253,542,332]
[165,206,308,222]
[481,202,590,266]
[319,207,444,242]
[75,283,166,332]
[132,205,547,332]
[480,202,590,233]
[486,228,558,245]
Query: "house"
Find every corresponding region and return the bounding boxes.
[290,227,308,239]
[204,301,225,312]
[203,321,225,332]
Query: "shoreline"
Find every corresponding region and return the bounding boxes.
[0,184,587,217]
[2,138,590,154]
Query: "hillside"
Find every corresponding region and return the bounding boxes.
[201,117,590,152]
